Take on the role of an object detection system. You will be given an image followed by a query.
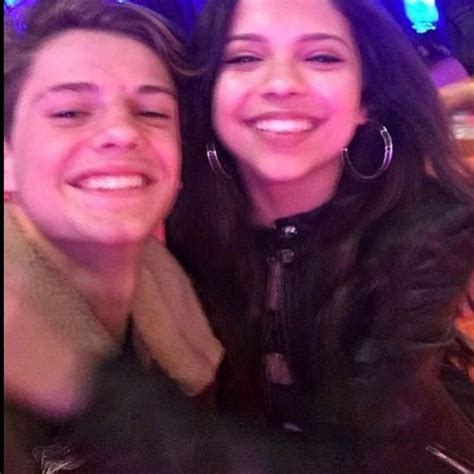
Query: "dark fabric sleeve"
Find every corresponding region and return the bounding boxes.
[62,355,359,474]
[345,185,474,471]
[62,354,474,473]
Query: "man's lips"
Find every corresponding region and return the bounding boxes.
[72,174,150,191]
[68,170,153,191]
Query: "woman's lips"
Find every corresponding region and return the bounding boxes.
[253,118,314,134]
[245,112,321,136]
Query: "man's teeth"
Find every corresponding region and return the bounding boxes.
[254,119,313,133]
[78,175,146,190]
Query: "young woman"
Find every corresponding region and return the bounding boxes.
[3,0,223,471]
[168,0,474,470]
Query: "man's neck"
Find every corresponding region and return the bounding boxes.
[11,204,143,342]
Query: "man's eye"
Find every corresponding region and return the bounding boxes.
[137,111,169,119]
[51,110,87,119]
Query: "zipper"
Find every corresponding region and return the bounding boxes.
[265,247,295,312]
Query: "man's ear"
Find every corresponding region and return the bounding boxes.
[4,140,17,193]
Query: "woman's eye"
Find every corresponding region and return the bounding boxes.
[224,55,261,65]
[306,54,342,64]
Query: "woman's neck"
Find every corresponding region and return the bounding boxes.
[242,163,342,227]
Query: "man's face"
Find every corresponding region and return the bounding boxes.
[4,29,181,246]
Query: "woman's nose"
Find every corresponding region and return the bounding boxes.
[260,59,306,98]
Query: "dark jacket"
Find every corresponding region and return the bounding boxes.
[210,180,474,472]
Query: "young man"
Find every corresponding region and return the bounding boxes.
[4,1,222,471]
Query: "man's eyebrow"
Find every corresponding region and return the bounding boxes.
[136,84,177,99]
[33,82,98,102]
[34,82,177,102]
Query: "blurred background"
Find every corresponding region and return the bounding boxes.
[3,0,474,75]
[4,0,473,161]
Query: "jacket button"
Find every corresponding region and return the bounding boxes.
[280,225,297,239]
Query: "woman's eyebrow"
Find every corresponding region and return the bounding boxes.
[225,32,351,50]
[298,33,351,50]
[225,33,266,44]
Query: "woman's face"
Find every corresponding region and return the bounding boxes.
[212,0,366,193]
[4,29,181,247]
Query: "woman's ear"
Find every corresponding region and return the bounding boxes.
[357,105,368,126]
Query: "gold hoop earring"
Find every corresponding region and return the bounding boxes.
[342,124,393,180]
[206,143,232,180]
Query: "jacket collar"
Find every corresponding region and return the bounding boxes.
[4,205,223,396]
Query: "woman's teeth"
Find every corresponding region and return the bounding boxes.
[77,175,146,191]
[254,119,313,133]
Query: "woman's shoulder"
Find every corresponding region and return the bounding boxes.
[359,178,473,320]
[401,178,469,220]
[371,178,472,246]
